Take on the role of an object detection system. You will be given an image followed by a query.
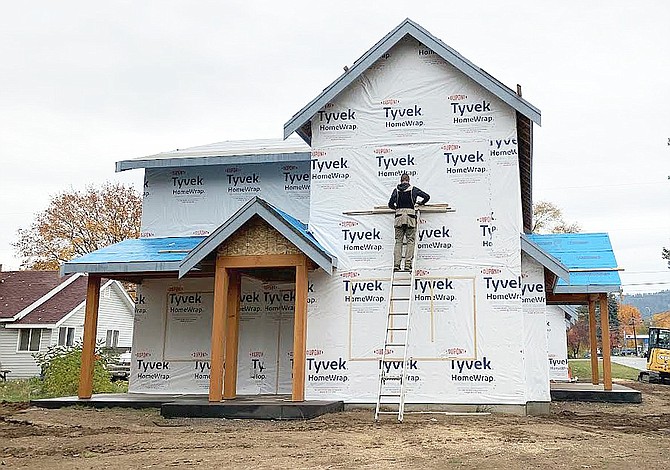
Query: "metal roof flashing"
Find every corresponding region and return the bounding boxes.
[284,18,541,142]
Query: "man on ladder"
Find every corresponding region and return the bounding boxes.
[388,173,430,272]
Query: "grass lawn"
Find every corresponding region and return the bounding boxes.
[569,359,640,381]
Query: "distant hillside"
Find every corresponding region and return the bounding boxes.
[624,290,670,319]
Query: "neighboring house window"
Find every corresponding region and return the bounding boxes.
[105,329,120,348]
[18,329,42,352]
[58,327,75,347]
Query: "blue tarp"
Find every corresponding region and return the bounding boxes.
[526,233,621,291]
[66,237,205,265]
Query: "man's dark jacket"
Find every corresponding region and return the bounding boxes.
[388,183,430,210]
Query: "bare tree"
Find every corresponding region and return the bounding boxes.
[14,183,142,270]
[532,200,581,234]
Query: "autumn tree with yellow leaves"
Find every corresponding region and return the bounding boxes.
[14,183,142,270]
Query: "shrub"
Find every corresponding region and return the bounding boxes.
[33,343,117,398]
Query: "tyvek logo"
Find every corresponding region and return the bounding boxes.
[480,221,497,248]
[307,357,349,383]
[194,361,210,380]
[451,99,494,125]
[342,227,383,252]
[317,106,357,132]
[414,278,455,302]
[172,174,205,197]
[283,167,310,191]
[489,137,518,157]
[484,276,521,301]
[311,156,350,181]
[450,357,494,383]
[383,104,424,129]
[136,360,170,381]
[343,279,385,303]
[417,226,452,251]
[227,172,261,195]
[444,149,486,176]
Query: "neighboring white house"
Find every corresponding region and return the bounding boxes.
[0,271,134,378]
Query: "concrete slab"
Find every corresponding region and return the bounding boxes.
[550,382,642,403]
[31,393,344,420]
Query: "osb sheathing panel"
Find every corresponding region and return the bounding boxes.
[217,216,302,256]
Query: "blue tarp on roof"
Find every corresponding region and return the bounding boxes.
[61,237,206,275]
[526,233,621,293]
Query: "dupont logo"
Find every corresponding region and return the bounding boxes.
[481,268,501,275]
[339,271,360,278]
[282,165,298,171]
[442,144,461,151]
[324,102,335,109]
[262,283,278,290]
[380,99,399,105]
[171,170,186,176]
[167,286,185,293]
[416,269,430,276]
[373,147,393,154]
[448,94,468,101]
[225,167,239,174]
[134,351,151,359]
[140,231,155,238]
[249,351,264,358]
[477,213,496,223]
[306,349,324,357]
[311,150,326,157]
[374,348,395,355]
[447,347,467,355]
[339,220,359,227]
[192,229,209,236]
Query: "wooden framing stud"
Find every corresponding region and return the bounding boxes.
[78,276,101,399]
[292,256,308,402]
[209,259,229,402]
[600,294,613,391]
[223,271,241,399]
[588,295,599,385]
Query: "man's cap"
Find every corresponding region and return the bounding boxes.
[400,172,410,181]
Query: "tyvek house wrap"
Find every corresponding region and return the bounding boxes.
[129,36,551,405]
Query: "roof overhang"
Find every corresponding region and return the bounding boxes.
[284,18,541,143]
[179,197,337,278]
[116,137,311,172]
[520,233,570,283]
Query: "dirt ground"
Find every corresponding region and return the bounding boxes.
[2,380,669,469]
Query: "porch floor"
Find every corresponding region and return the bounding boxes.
[31,393,344,420]
[550,382,642,403]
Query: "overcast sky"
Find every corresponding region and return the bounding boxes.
[1,1,668,295]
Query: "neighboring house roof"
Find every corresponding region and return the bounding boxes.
[284,18,541,143]
[179,197,337,277]
[115,137,311,172]
[0,271,131,328]
[13,275,89,325]
[526,233,622,294]
[0,271,74,321]
[61,237,206,276]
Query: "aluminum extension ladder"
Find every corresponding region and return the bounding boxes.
[374,211,420,422]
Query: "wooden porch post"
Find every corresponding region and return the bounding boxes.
[600,294,613,390]
[223,271,241,399]
[292,256,308,402]
[209,257,229,402]
[78,275,101,399]
[588,295,599,385]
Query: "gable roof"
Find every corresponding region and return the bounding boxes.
[0,271,76,321]
[13,275,89,326]
[179,197,337,277]
[526,233,622,294]
[284,18,541,143]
